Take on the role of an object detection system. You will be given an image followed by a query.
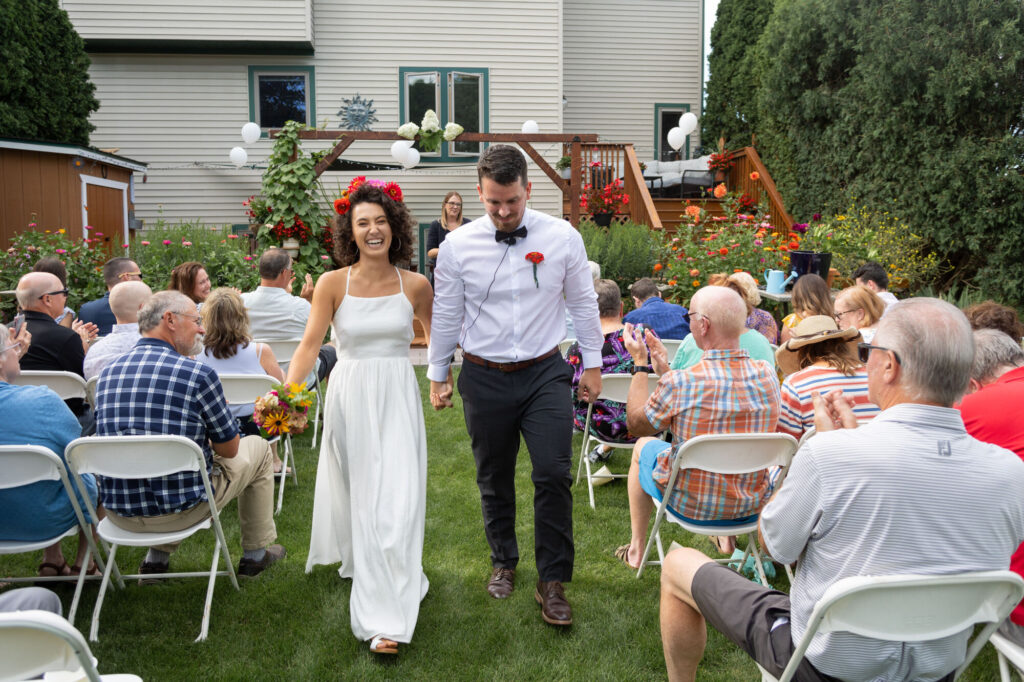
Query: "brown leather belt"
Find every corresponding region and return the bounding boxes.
[462,347,559,373]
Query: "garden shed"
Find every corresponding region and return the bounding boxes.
[0,138,147,252]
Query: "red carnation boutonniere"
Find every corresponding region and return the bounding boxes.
[525,251,544,288]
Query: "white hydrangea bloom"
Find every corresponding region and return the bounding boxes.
[421,109,441,132]
[397,122,420,139]
[443,122,465,141]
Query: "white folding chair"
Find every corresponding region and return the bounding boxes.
[758,571,1024,682]
[660,338,684,362]
[66,435,240,643]
[637,433,798,583]
[217,373,296,515]
[0,445,109,623]
[558,338,576,356]
[85,375,99,408]
[255,338,326,447]
[575,373,661,509]
[0,610,142,682]
[992,631,1024,682]
[12,370,88,402]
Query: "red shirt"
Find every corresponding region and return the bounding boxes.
[959,364,1024,624]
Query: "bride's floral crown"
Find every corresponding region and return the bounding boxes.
[333,176,404,216]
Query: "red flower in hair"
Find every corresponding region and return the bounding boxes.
[333,197,350,215]
[349,176,366,191]
[383,182,403,202]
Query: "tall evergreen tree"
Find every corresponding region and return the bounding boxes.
[755,0,1024,303]
[0,0,98,145]
[701,0,775,151]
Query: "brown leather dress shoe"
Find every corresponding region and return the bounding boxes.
[487,567,515,599]
[535,580,572,626]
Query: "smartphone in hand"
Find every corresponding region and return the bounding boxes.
[12,313,24,336]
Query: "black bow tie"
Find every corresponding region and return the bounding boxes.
[495,226,527,245]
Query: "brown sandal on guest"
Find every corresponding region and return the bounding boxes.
[614,545,640,570]
[70,563,100,576]
[37,561,71,577]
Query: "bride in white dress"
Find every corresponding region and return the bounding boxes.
[285,180,448,655]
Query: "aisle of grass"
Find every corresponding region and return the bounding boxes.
[2,367,1004,679]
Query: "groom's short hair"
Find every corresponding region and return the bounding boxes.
[478,144,528,186]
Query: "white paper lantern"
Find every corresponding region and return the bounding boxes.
[241,122,261,145]
[521,120,540,134]
[678,112,698,137]
[229,146,248,167]
[666,127,686,151]
[402,147,420,169]
[391,139,414,161]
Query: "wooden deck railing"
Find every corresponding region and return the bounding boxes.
[560,142,662,230]
[728,147,793,234]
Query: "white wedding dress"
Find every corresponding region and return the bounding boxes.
[306,267,428,643]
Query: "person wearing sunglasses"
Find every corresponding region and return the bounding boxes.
[659,297,1024,682]
[77,257,143,336]
[424,191,470,286]
[833,284,886,343]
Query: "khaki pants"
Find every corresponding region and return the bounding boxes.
[107,436,277,552]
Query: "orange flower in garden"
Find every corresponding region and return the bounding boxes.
[667,279,677,286]
[653,263,663,272]
[713,183,727,199]
[689,268,699,277]
[691,279,701,287]
[719,247,729,255]
[734,268,743,273]
[684,204,701,220]
[788,241,800,250]
[749,172,760,181]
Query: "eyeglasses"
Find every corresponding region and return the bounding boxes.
[38,289,69,299]
[172,311,202,324]
[834,307,861,321]
[446,202,462,208]
[685,311,707,324]
[857,342,902,365]
[118,271,143,280]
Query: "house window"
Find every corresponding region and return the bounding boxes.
[654,103,692,161]
[400,67,488,161]
[249,66,316,130]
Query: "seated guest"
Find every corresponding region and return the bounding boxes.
[775,315,878,440]
[623,277,690,341]
[95,291,285,578]
[240,249,336,382]
[958,328,1024,646]
[779,273,833,344]
[32,257,75,328]
[77,257,143,336]
[0,323,100,578]
[16,272,96,429]
[199,288,288,473]
[658,297,1024,681]
[169,261,211,307]
[853,260,898,310]
[615,286,781,568]
[964,300,1024,342]
[566,278,637,463]
[834,284,886,342]
[84,281,152,379]
[728,271,778,344]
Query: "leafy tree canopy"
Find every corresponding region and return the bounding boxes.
[0,0,98,145]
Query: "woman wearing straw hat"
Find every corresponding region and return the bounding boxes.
[775,315,880,440]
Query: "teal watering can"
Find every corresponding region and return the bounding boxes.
[764,269,797,295]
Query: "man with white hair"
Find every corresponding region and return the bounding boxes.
[84,280,152,379]
[95,291,285,580]
[658,298,1024,682]
[616,286,780,569]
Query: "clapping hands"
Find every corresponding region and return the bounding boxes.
[622,323,670,375]
[812,390,858,432]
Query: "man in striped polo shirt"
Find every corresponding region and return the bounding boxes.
[658,298,1024,681]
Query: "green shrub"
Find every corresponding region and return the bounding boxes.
[579,219,661,299]
[128,221,259,294]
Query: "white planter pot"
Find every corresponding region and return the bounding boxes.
[559,168,572,180]
[282,238,300,257]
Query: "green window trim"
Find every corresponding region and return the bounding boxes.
[399,66,489,162]
[654,102,692,161]
[248,65,316,138]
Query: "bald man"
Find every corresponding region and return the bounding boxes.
[84,281,153,380]
[617,286,781,569]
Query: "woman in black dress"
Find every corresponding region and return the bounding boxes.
[425,191,470,285]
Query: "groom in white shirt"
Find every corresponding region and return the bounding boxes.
[428,145,603,627]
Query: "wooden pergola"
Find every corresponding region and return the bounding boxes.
[277,130,610,227]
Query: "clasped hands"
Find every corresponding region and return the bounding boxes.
[429,369,455,411]
[811,390,858,432]
[621,323,671,375]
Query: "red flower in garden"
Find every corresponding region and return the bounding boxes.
[653,263,663,272]
[719,247,729,255]
[749,171,760,181]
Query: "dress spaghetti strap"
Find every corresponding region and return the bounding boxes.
[344,267,351,296]
[395,266,404,294]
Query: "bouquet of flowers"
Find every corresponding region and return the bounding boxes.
[253,382,316,437]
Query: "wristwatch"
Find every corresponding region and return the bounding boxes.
[631,364,654,375]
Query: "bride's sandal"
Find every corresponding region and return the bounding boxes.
[369,635,398,655]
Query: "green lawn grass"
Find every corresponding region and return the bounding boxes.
[2,367,1004,680]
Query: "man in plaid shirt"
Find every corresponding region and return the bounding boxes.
[616,286,780,570]
[95,290,285,579]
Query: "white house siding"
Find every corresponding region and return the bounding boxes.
[60,0,312,43]
[78,0,565,267]
[563,0,703,161]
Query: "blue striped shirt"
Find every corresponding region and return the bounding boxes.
[95,338,238,517]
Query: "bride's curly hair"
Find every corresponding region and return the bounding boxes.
[332,183,416,267]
